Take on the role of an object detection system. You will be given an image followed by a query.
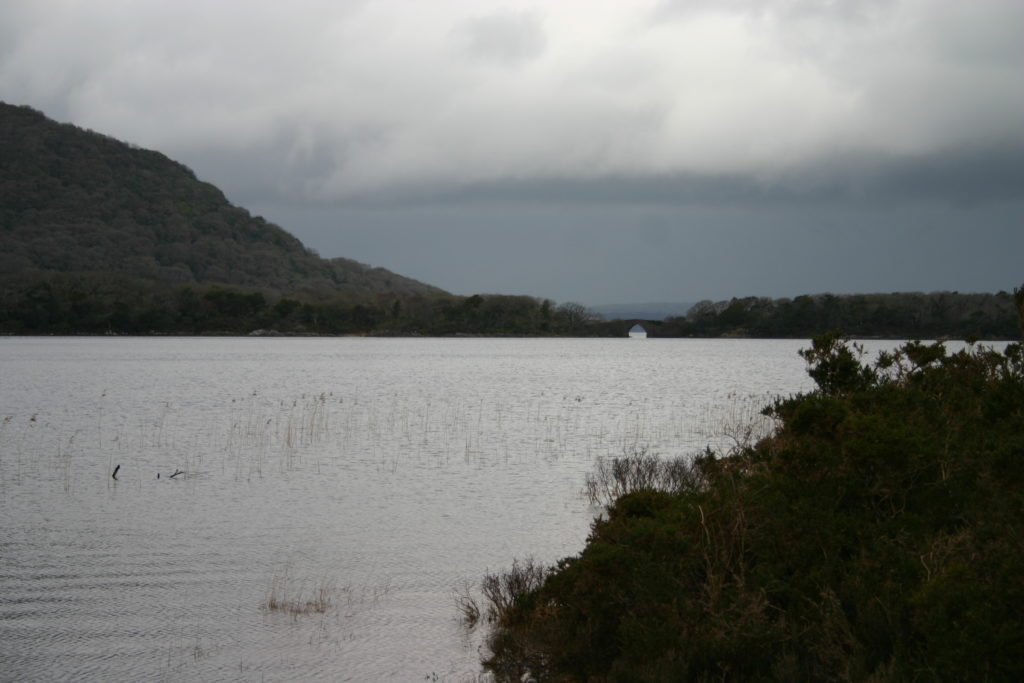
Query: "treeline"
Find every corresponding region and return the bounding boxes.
[0,271,604,336]
[481,334,1024,680]
[655,291,1020,340]
[2,272,1021,339]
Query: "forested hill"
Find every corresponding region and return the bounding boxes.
[0,102,443,296]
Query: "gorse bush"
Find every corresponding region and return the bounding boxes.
[484,333,1024,681]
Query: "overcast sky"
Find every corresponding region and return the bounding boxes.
[2,0,1022,305]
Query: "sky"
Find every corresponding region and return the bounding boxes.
[2,0,1022,306]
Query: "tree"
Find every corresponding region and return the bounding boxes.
[556,301,597,333]
[1015,285,1024,338]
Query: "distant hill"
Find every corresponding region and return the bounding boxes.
[0,102,444,297]
[590,301,697,321]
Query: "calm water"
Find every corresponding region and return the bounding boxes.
[0,336,854,681]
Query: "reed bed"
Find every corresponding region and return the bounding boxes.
[0,379,783,510]
[265,567,336,617]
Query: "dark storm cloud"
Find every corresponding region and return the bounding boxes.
[250,199,1023,305]
[1,0,1021,303]
[864,146,1024,207]
[314,142,1024,209]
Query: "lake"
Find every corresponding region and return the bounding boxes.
[1,336,899,681]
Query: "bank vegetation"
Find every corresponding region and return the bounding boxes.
[478,295,1024,680]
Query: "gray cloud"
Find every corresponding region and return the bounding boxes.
[302,141,1024,209]
[1,0,1021,303]
[453,10,547,65]
[5,1,1019,197]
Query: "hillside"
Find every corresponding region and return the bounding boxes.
[0,102,443,297]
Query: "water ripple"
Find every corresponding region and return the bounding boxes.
[0,337,830,680]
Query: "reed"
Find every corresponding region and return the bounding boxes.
[453,580,482,628]
[691,392,779,455]
[0,415,10,492]
[265,567,335,616]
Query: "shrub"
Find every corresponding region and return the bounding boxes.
[483,336,1024,681]
[582,447,708,508]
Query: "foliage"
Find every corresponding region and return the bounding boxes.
[663,292,1020,340]
[0,102,442,297]
[483,334,1024,681]
[0,271,602,336]
[583,447,708,508]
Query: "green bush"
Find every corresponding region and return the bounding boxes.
[484,335,1024,681]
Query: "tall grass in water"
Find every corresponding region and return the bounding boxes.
[264,567,335,617]
[453,580,482,629]
[691,392,779,454]
[0,415,11,492]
